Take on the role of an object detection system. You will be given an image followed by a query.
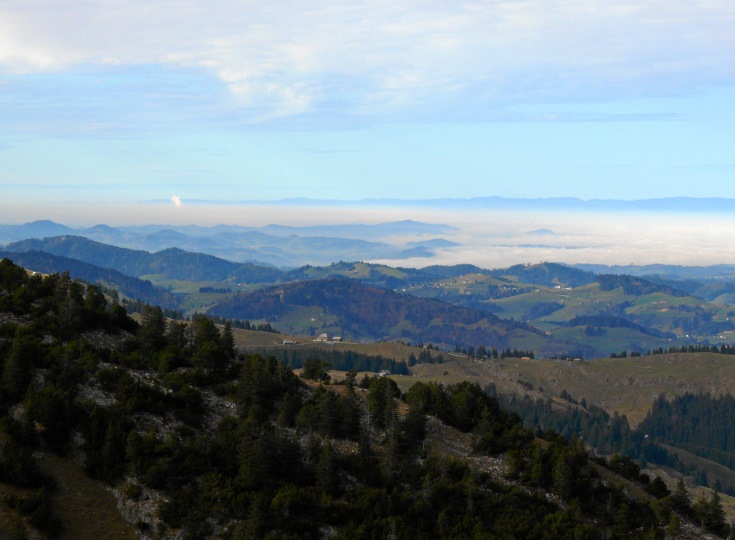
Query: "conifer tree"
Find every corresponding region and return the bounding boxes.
[670,477,692,516]
[139,305,167,351]
[317,439,338,495]
[1,328,36,403]
[703,491,729,536]
[222,321,236,359]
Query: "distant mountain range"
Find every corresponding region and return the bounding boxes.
[0,220,458,267]
[149,195,735,213]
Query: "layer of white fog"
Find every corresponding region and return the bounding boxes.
[7,201,733,269]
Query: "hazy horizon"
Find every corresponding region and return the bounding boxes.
[3,199,735,269]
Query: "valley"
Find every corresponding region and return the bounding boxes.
[4,225,735,537]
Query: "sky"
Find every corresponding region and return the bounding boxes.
[1,0,735,226]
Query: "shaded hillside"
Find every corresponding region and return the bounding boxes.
[0,251,180,308]
[639,393,735,472]
[4,236,271,282]
[209,278,575,355]
[597,274,689,297]
[283,261,428,289]
[6,236,164,276]
[564,315,677,340]
[283,261,489,291]
[227,261,285,284]
[5,236,241,281]
[491,262,596,288]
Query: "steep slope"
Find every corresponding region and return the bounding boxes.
[0,250,180,307]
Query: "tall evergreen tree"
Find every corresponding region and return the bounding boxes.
[139,305,167,352]
[671,476,692,516]
[1,328,37,403]
[222,321,236,359]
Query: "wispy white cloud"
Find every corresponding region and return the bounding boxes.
[1,1,733,122]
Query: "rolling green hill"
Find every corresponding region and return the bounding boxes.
[208,277,584,357]
[400,263,735,356]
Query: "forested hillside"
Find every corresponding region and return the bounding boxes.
[639,393,735,473]
[491,262,596,287]
[209,277,574,356]
[5,236,245,282]
[0,250,180,308]
[0,257,723,538]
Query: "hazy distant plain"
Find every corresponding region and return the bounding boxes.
[3,197,733,269]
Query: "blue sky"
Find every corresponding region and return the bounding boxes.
[1,0,734,224]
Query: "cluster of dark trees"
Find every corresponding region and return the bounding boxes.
[501,386,735,496]
[122,298,184,319]
[188,312,279,334]
[407,347,445,365]
[639,393,735,474]
[650,344,735,355]
[610,344,735,358]
[198,286,233,294]
[453,345,535,359]
[0,257,729,538]
[123,300,281,335]
[522,301,564,320]
[255,347,411,375]
[568,315,675,340]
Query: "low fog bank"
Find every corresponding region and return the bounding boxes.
[3,201,735,268]
[373,209,735,269]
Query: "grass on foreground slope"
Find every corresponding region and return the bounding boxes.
[0,442,136,539]
[405,352,735,428]
[231,325,433,363]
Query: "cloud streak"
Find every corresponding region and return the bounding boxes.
[2,1,733,122]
